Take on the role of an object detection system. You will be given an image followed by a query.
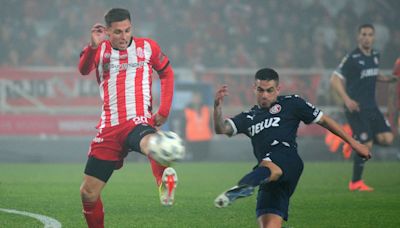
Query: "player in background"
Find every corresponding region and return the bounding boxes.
[392,57,400,135]
[78,8,178,228]
[330,24,398,192]
[213,68,371,228]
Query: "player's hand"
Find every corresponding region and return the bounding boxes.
[153,113,167,127]
[344,98,360,112]
[379,74,398,83]
[90,23,106,49]
[352,142,371,160]
[214,85,229,107]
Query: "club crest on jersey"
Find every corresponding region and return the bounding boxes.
[120,53,128,59]
[269,104,281,114]
[104,53,111,59]
[136,47,144,58]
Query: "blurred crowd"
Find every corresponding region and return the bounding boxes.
[1,0,399,69]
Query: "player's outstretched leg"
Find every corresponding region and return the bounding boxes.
[126,126,184,206]
[214,185,255,208]
[159,167,178,206]
[214,161,282,208]
[349,154,373,192]
[145,131,183,206]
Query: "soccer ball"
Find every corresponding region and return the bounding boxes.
[148,131,185,166]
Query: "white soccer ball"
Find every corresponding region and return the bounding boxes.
[148,131,185,166]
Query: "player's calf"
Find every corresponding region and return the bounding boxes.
[80,173,108,228]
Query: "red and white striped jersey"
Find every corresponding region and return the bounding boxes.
[79,37,171,128]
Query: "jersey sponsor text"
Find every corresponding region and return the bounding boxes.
[248,117,280,136]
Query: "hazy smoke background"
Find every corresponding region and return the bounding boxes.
[1,0,399,68]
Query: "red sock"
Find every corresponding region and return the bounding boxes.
[148,156,167,186]
[82,198,104,228]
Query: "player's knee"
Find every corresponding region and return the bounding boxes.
[269,166,283,182]
[376,133,394,146]
[260,160,282,182]
[258,213,283,228]
[80,184,99,202]
[383,136,394,146]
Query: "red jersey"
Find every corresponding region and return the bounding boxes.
[393,57,400,77]
[393,57,400,109]
[78,37,174,128]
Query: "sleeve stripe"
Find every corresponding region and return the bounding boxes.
[333,71,345,80]
[312,111,323,123]
[157,60,170,73]
[226,118,238,136]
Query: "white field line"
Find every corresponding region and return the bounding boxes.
[0,208,61,228]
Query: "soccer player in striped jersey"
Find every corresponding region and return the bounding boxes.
[78,8,178,228]
[331,24,398,192]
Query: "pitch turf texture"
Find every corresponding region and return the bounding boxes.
[0,162,399,228]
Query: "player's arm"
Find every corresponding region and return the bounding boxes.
[330,72,360,112]
[213,85,234,136]
[154,63,174,127]
[78,23,106,75]
[149,39,174,127]
[377,74,398,83]
[317,114,371,159]
[78,46,97,75]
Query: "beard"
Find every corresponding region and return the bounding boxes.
[259,100,270,109]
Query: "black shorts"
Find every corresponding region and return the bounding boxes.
[84,156,116,183]
[345,107,392,143]
[256,147,304,221]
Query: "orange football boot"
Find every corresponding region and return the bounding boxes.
[349,180,374,192]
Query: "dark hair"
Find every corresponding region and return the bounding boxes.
[105,8,131,27]
[255,68,279,83]
[358,24,375,33]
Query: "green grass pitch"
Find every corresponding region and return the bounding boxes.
[0,162,399,227]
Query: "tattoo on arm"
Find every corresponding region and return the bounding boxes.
[213,104,234,136]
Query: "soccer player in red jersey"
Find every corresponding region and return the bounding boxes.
[78,8,178,228]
